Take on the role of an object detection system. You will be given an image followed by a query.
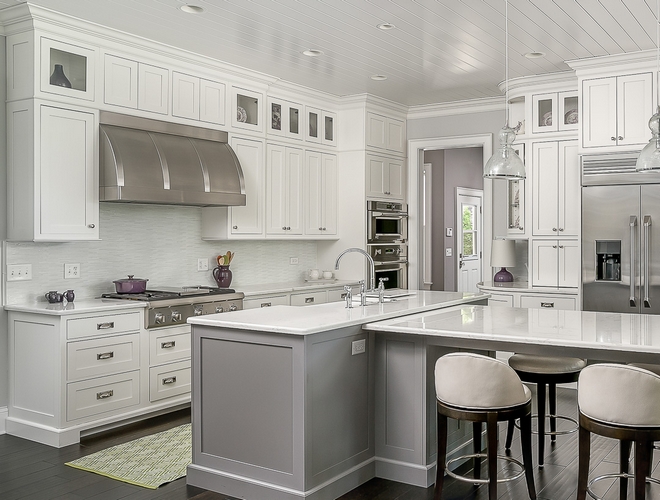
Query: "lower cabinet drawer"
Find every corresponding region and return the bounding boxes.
[520,295,576,310]
[67,311,141,340]
[290,290,327,306]
[67,370,140,421]
[67,333,140,381]
[243,294,289,309]
[327,286,360,302]
[149,360,191,402]
[488,294,514,307]
[149,326,191,365]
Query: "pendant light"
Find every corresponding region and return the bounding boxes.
[483,0,525,180]
[636,0,660,172]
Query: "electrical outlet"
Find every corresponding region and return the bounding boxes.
[64,263,81,279]
[351,339,366,355]
[445,248,453,257]
[197,258,209,271]
[290,257,299,265]
[7,264,32,281]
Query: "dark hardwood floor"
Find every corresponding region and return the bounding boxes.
[1,388,658,499]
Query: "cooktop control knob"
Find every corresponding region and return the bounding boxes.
[229,304,238,312]
[193,306,204,316]
[215,305,224,313]
[154,312,165,324]
[171,311,182,322]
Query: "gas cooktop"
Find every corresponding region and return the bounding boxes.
[102,286,237,301]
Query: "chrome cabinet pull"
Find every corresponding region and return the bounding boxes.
[611,136,616,141]
[162,376,177,385]
[96,390,113,400]
[161,341,176,349]
[618,136,623,140]
[96,351,114,360]
[631,215,638,307]
[260,302,272,307]
[305,297,315,303]
[233,225,238,229]
[97,322,115,330]
[88,223,95,228]
[644,215,652,308]
[552,227,557,231]
[541,302,555,308]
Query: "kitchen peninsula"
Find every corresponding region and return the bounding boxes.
[186,290,488,500]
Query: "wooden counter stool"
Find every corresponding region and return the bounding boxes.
[577,364,660,500]
[434,352,536,500]
[505,354,586,467]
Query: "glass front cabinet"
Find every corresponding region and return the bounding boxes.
[232,86,263,132]
[40,37,96,101]
[532,91,578,134]
[268,98,303,140]
[306,106,337,146]
[507,143,525,235]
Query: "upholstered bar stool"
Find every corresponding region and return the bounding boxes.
[577,364,660,500]
[505,354,586,467]
[434,352,536,500]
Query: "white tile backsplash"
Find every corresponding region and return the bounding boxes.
[5,204,317,304]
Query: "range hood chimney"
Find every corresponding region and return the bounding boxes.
[99,111,246,207]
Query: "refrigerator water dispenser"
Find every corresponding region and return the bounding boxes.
[596,241,621,281]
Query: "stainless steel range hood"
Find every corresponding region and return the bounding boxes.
[99,111,246,206]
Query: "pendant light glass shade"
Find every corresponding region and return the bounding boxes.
[483,0,525,179]
[636,106,660,171]
[484,124,525,179]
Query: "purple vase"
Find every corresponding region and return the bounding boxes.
[213,266,232,288]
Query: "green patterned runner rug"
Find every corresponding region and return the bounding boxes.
[66,423,191,489]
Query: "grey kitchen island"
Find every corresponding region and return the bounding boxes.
[186,291,488,500]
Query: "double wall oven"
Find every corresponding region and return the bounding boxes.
[367,201,408,289]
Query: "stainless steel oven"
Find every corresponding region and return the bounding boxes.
[367,201,408,244]
[368,243,408,290]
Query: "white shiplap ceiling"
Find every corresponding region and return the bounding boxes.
[3,0,659,106]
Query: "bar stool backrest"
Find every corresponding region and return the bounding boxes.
[435,352,530,410]
[578,363,660,427]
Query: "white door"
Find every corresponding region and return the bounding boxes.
[456,188,483,293]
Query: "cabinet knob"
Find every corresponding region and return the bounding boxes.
[552,228,557,232]
[558,228,564,231]
[286,226,291,230]
[322,227,326,230]
[233,225,238,229]
[319,227,323,231]
[553,245,557,248]
[282,226,287,230]
[618,136,623,140]
[88,223,95,228]
[611,137,616,141]
[559,245,564,248]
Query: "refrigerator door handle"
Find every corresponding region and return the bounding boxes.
[631,215,638,308]
[644,215,652,308]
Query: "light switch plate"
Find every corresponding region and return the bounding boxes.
[7,264,32,281]
[446,228,453,237]
[445,248,453,257]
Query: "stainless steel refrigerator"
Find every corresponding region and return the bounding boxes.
[582,154,660,314]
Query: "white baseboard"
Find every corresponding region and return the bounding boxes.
[0,406,7,434]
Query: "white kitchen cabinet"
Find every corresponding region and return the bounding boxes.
[488,293,514,307]
[531,239,580,288]
[7,101,99,241]
[40,37,96,101]
[582,73,653,149]
[532,91,578,134]
[232,86,263,132]
[306,106,337,146]
[199,79,226,125]
[266,144,303,235]
[532,140,579,237]
[172,71,199,120]
[519,294,576,310]
[268,97,304,140]
[304,151,337,236]
[477,282,578,310]
[243,294,290,309]
[290,290,327,306]
[366,154,405,201]
[507,143,525,235]
[100,54,171,115]
[366,111,405,153]
[322,110,337,146]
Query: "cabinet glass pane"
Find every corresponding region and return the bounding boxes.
[537,98,553,127]
[508,180,522,229]
[237,93,259,125]
[324,115,334,141]
[309,112,319,138]
[563,95,578,126]
[290,108,299,134]
[271,103,282,131]
[50,48,86,92]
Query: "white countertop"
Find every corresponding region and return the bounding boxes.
[477,281,578,295]
[4,299,147,315]
[188,290,488,335]
[239,280,361,297]
[364,304,660,356]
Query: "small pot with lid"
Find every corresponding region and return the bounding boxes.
[113,275,149,294]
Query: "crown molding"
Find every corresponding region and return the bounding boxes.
[407,96,504,120]
[567,49,657,76]
[504,71,577,99]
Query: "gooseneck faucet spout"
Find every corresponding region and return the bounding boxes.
[334,248,376,293]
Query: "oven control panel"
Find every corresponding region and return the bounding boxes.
[147,299,243,328]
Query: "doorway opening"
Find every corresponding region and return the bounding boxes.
[407,135,493,291]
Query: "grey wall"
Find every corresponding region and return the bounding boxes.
[423,150,444,291]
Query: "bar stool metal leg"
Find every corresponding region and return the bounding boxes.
[621,440,631,500]
[474,422,482,480]
[577,424,591,500]
[538,383,546,467]
[487,413,498,500]
[549,382,557,443]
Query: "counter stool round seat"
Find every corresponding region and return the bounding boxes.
[434,352,536,500]
[577,364,660,500]
[505,354,586,468]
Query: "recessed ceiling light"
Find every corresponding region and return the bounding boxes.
[303,49,323,57]
[371,75,387,81]
[377,22,396,30]
[180,4,204,14]
[524,51,546,59]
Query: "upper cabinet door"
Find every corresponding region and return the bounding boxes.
[558,140,579,237]
[104,54,138,109]
[41,37,96,101]
[617,73,654,147]
[138,63,169,115]
[532,141,560,236]
[172,72,200,120]
[232,87,263,132]
[199,79,226,125]
[558,91,579,131]
[367,113,388,150]
[322,111,337,146]
[229,137,265,236]
[532,93,559,134]
[306,106,322,144]
[582,77,617,148]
